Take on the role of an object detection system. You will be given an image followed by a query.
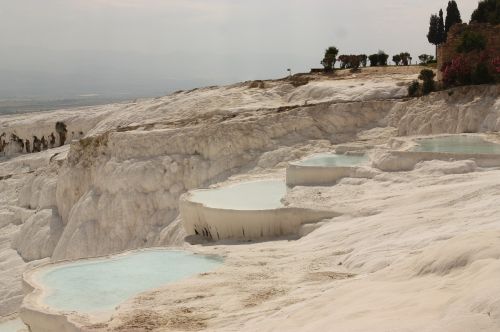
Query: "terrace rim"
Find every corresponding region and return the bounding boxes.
[20,247,222,332]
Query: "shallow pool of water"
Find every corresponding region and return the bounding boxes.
[296,153,368,167]
[0,318,25,332]
[36,250,221,313]
[412,136,500,154]
[190,180,286,210]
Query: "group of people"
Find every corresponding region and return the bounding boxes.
[0,132,58,155]
[0,121,76,157]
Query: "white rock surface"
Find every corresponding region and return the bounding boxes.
[96,161,500,332]
[12,209,63,261]
[388,85,500,135]
[0,71,499,330]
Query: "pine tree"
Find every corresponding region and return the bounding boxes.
[445,1,462,36]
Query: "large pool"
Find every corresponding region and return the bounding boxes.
[35,250,221,313]
[295,153,368,167]
[0,318,25,332]
[189,180,286,210]
[412,136,500,154]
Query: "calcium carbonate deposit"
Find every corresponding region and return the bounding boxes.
[1,68,500,332]
[33,250,220,313]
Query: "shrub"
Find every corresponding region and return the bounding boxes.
[442,53,497,87]
[442,55,472,86]
[471,62,495,84]
[418,69,436,95]
[408,80,421,97]
[456,30,486,53]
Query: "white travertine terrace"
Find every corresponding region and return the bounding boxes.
[1,70,499,331]
[180,180,339,240]
[20,249,221,332]
[372,135,500,172]
[286,153,372,187]
[286,164,375,187]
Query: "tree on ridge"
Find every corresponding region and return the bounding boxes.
[321,46,339,72]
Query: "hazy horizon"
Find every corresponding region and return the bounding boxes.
[0,0,478,100]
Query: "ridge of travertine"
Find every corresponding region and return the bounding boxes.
[0,71,499,331]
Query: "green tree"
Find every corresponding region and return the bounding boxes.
[378,51,389,66]
[445,0,462,37]
[471,0,500,25]
[427,12,445,59]
[359,54,368,67]
[418,54,435,64]
[368,54,379,66]
[438,9,446,42]
[392,54,402,66]
[321,46,339,72]
[349,55,361,71]
[400,52,412,66]
[471,62,495,84]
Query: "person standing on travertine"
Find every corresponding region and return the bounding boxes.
[49,133,56,148]
[41,136,48,150]
[32,136,40,153]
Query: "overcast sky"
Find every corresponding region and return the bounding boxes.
[0,0,479,99]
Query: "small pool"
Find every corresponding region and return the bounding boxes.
[295,153,368,167]
[0,318,25,332]
[189,180,286,210]
[412,136,500,154]
[35,250,221,313]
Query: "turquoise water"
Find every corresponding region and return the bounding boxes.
[412,136,500,154]
[297,153,368,167]
[37,250,221,313]
[190,180,286,210]
[0,318,25,332]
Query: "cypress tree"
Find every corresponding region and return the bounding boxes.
[471,0,500,25]
[438,9,446,42]
[427,14,439,45]
[445,1,462,36]
[427,13,444,59]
